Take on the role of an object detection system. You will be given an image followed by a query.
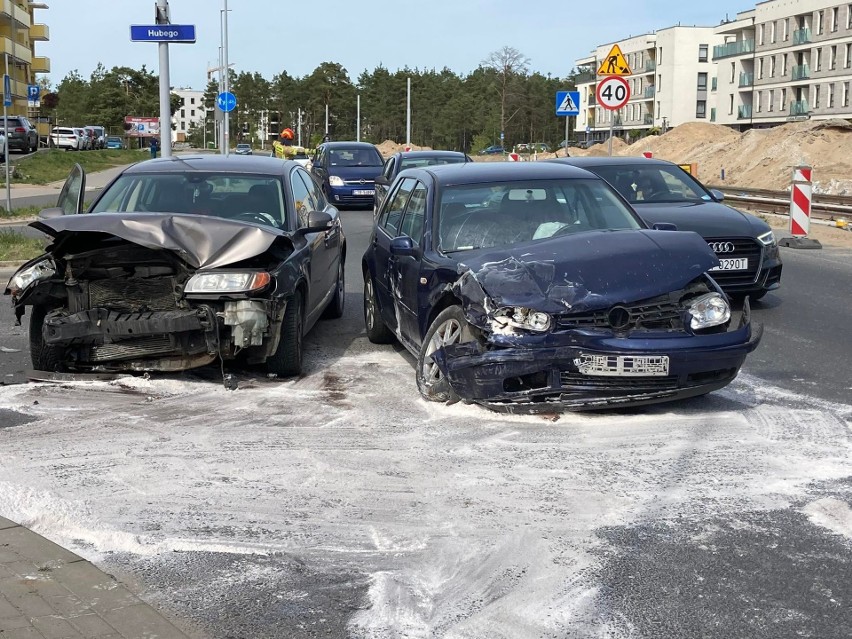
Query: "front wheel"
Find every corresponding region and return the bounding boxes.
[415,306,476,403]
[266,291,303,377]
[29,306,66,372]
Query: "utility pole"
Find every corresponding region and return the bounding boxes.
[222,0,230,156]
[155,0,172,158]
[4,6,12,211]
[325,103,329,137]
[406,77,411,147]
[356,94,360,142]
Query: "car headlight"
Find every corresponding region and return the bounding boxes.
[757,230,776,246]
[7,259,55,297]
[185,271,271,294]
[493,307,552,332]
[688,293,730,330]
[328,175,345,187]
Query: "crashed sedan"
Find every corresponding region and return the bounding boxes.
[362,162,761,411]
[6,156,346,378]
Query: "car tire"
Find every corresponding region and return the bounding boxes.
[363,275,394,344]
[415,305,475,403]
[29,306,66,372]
[266,291,303,377]
[322,254,345,319]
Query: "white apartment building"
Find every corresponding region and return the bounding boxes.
[172,88,206,142]
[711,0,852,128]
[574,27,722,143]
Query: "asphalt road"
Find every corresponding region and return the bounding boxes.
[0,213,849,639]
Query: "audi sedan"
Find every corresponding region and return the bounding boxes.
[362,162,761,412]
[6,155,346,380]
[549,157,782,299]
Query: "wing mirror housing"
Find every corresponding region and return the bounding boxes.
[709,189,725,202]
[38,207,65,220]
[652,222,678,231]
[390,235,417,257]
[374,176,390,186]
[303,210,333,232]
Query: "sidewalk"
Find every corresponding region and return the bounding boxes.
[0,516,191,639]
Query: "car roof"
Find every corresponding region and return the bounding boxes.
[320,141,379,150]
[550,156,679,168]
[396,150,467,159]
[122,155,297,175]
[403,161,597,186]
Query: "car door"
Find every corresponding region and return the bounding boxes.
[290,167,327,316]
[372,177,416,332]
[297,167,340,308]
[310,145,328,191]
[374,156,396,213]
[390,181,427,343]
[55,164,86,215]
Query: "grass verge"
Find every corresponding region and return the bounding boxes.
[2,149,148,185]
[0,230,45,262]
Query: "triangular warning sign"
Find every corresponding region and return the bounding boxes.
[557,93,577,113]
[597,44,632,76]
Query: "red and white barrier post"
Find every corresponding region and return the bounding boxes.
[779,165,822,249]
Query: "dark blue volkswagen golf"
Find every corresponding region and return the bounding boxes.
[362,162,762,412]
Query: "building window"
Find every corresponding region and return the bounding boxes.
[180,120,185,130]
[658,74,662,91]
[180,109,185,118]
[698,44,708,62]
[783,53,789,76]
[758,24,764,45]
[770,56,776,77]
[829,83,835,108]
[781,88,787,110]
[758,57,765,79]
[817,10,824,35]
[729,94,734,115]
[831,46,838,70]
[814,84,821,108]
[768,90,774,112]
[658,47,663,64]
[697,72,708,91]
[191,109,196,117]
[756,91,762,113]
[696,100,706,118]
[844,82,850,107]
[770,21,776,43]
[847,43,852,68]
[832,7,839,32]
[848,5,852,29]
[783,18,789,41]
[816,48,823,72]
[730,62,736,83]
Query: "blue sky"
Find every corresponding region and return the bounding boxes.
[41,0,751,90]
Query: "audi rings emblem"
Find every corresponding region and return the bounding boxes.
[708,241,735,253]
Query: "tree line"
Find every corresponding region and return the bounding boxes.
[40,47,579,152]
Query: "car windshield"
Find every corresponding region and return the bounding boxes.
[237,144,250,149]
[107,137,121,143]
[590,164,710,204]
[90,172,287,228]
[400,156,466,171]
[438,178,643,253]
[328,148,382,167]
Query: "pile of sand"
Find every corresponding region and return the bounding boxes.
[376,140,432,158]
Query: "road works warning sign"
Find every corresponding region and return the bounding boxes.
[597,44,632,76]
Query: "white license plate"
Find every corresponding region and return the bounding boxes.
[576,354,670,377]
[353,189,374,196]
[711,258,748,271]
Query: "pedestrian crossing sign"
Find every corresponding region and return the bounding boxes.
[597,44,632,76]
[555,90,580,116]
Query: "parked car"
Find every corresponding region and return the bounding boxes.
[235,143,253,155]
[5,155,346,379]
[86,125,106,149]
[0,130,6,157]
[362,162,761,411]
[73,128,90,150]
[82,127,98,150]
[374,150,472,213]
[50,127,80,151]
[310,141,384,208]
[0,116,38,153]
[515,142,550,153]
[105,136,125,150]
[479,145,505,155]
[549,157,782,299]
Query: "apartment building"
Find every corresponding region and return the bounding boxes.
[574,27,721,143]
[712,0,852,128]
[1,1,49,115]
[172,88,206,142]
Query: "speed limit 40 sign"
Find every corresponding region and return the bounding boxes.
[596,75,631,110]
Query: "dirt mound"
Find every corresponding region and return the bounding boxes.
[376,140,432,158]
[582,137,630,156]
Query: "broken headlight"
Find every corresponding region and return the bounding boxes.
[688,293,730,330]
[185,271,271,294]
[493,307,552,332]
[7,258,55,297]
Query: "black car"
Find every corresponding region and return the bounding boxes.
[362,162,761,412]
[310,141,384,208]
[374,150,472,212]
[1,116,38,153]
[5,155,346,379]
[549,157,782,300]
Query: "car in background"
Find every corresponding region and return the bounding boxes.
[362,162,761,411]
[479,145,504,155]
[515,142,550,153]
[82,127,98,150]
[6,155,346,379]
[105,136,124,150]
[73,128,91,150]
[549,157,782,300]
[50,127,81,151]
[86,125,106,149]
[310,141,384,208]
[235,143,253,155]
[1,116,38,153]
[374,150,472,212]
[0,130,6,157]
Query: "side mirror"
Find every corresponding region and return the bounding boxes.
[652,222,678,231]
[390,235,417,257]
[375,176,390,186]
[303,210,333,232]
[709,189,725,202]
[38,207,65,220]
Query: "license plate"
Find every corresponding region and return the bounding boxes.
[576,354,670,377]
[711,258,748,271]
[353,189,374,196]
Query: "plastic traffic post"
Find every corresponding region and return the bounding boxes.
[779,165,821,249]
[508,152,520,162]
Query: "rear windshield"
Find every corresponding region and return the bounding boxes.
[53,128,75,134]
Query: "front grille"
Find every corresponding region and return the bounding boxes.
[343,179,375,186]
[557,295,684,331]
[88,336,175,362]
[706,237,762,286]
[88,278,177,312]
[560,372,679,390]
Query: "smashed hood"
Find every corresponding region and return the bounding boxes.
[31,213,290,269]
[454,229,719,316]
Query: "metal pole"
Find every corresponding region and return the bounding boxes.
[297,107,301,147]
[4,51,10,213]
[564,116,569,156]
[406,77,411,146]
[218,40,223,153]
[223,0,230,156]
[356,94,360,142]
[325,103,329,135]
[155,0,172,158]
[608,111,614,157]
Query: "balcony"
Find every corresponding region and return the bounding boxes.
[0,0,30,27]
[710,107,716,122]
[713,38,755,60]
[739,72,754,87]
[738,104,752,119]
[790,100,809,116]
[643,114,653,125]
[0,37,31,64]
[792,64,810,81]
[644,60,656,72]
[575,70,595,83]
[643,85,655,99]
[588,94,596,106]
[32,56,50,73]
[793,28,812,45]
[711,77,717,91]
[30,24,49,41]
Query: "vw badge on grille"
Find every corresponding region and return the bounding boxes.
[709,241,735,253]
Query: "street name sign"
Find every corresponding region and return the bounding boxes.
[130,25,197,43]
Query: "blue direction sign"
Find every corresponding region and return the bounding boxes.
[3,75,11,108]
[555,91,580,116]
[217,91,237,113]
[130,24,197,43]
